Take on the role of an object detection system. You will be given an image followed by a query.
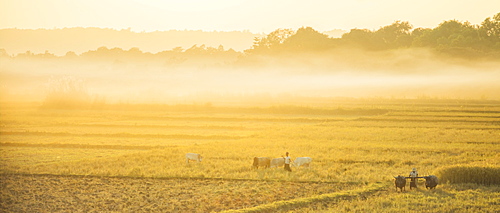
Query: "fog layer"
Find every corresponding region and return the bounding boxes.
[1,48,499,106]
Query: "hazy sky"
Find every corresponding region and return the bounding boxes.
[0,0,499,33]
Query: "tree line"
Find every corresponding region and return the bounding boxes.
[1,13,499,62]
[247,12,500,58]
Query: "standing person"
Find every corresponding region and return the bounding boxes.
[284,152,292,172]
[409,168,418,189]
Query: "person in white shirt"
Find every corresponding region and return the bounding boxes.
[409,168,418,189]
[284,152,292,172]
[410,168,418,177]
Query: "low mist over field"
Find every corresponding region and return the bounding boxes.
[1,47,500,106]
[2,12,500,105]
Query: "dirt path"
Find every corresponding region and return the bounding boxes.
[0,174,359,212]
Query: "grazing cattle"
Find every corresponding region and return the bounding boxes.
[394,175,406,192]
[253,157,271,169]
[424,175,439,189]
[185,153,203,163]
[270,158,285,168]
[293,157,312,167]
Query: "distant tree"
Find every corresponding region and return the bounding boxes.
[39,50,56,58]
[172,47,184,53]
[340,21,413,50]
[246,28,294,54]
[64,51,78,58]
[374,21,413,49]
[128,47,142,54]
[411,28,432,46]
[340,28,377,49]
[217,45,225,52]
[282,27,335,51]
[185,44,221,56]
[479,12,500,50]
[0,49,9,58]
[16,51,35,58]
[80,46,128,61]
[411,19,488,57]
[185,44,205,55]
[414,20,478,48]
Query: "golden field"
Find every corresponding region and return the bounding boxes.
[0,99,499,212]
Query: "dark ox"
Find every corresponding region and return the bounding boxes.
[424,175,439,189]
[253,157,271,169]
[394,175,406,192]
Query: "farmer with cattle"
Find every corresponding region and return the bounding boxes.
[187,151,313,172]
[394,168,439,191]
[253,151,312,171]
[185,152,438,191]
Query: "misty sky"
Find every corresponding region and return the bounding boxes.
[1,0,499,33]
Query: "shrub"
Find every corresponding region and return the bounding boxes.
[42,76,90,109]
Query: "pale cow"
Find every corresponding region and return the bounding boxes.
[293,157,312,167]
[253,157,271,169]
[270,157,285,168]
[185,153,203,163]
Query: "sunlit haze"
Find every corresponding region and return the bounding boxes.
[1,1,500,211]
[1,0,499,33]
[1,0,500,103]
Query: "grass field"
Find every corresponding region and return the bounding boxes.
[0,99,499,212]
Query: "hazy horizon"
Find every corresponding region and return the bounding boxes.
[2,47,500,105]
[1,0,499,33]
[1,1,500,104]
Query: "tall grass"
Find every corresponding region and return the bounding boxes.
[436,165,500,185]
[42,76,91,109]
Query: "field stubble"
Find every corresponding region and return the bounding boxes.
[0,174,360,212]
[0,100,499,212]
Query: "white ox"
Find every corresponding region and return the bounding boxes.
[270,157,285,168]
[185,153,203,163]
[293,157,312,167]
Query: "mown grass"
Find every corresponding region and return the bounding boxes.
[1,174,360,213]
[312,184,500,213]
[221,182,387,213]
[1,99,499,211]
[1,101,498,181]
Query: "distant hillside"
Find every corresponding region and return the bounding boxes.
[0,28,261,55]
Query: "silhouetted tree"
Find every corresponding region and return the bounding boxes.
[9,13,500,62]
[282,27,335,51]
[63,51,78,60]
[374,21,413,49]
[246,28,294,54]
[0,49,9,58]
[340,21,413,50]
[414,20,478,48]
[479,12,500,50]
[340,29,377,50]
